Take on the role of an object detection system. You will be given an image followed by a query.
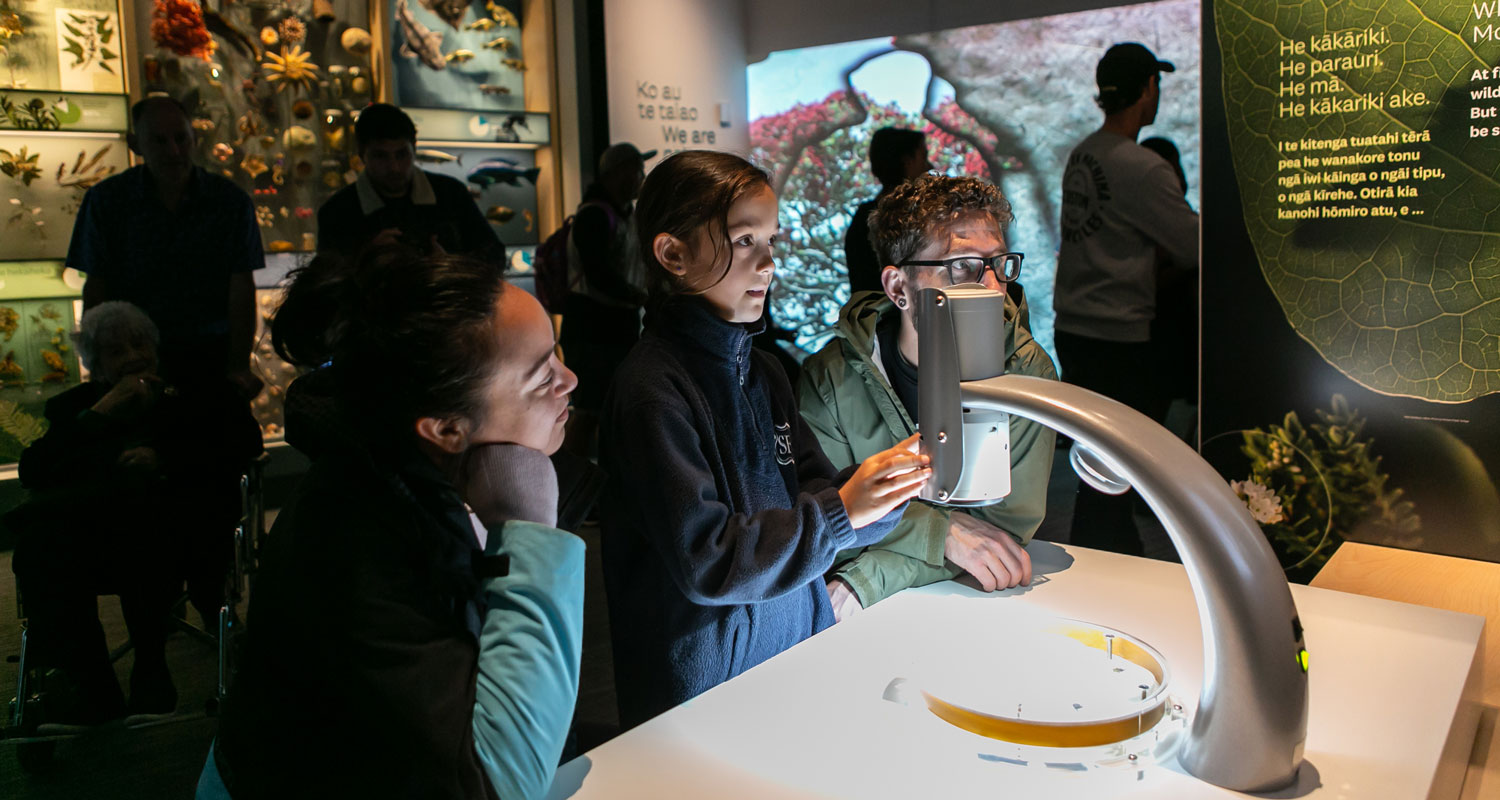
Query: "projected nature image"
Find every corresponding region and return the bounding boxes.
[748,0,1200,358]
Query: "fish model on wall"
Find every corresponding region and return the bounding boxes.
[466,157,539,188]
[395,0,446,70]
[415,148,460,164]
[419,0,468,30]
[485,1,518,28]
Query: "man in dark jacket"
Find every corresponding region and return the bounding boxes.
[317,104,504,265]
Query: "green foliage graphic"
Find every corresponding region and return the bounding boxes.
[1216,1,1500,402]
[0,397,45,447]
[1236,395,1420,575]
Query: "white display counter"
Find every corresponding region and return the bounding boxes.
[545,542,1484,799]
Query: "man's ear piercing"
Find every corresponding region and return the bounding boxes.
[896,298,907,308]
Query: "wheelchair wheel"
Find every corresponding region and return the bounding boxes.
[16,740,56,773]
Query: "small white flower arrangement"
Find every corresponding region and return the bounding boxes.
[1231,479,1286,525]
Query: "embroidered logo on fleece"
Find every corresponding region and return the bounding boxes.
[774,422,795,466]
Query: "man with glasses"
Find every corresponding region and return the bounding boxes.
[799,175,1057,621]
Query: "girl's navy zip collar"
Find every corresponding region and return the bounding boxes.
[646,297,767,386]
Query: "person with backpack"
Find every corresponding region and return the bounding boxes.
[554,142,656,456]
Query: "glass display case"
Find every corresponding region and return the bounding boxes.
[0,0,129,466]
[0,0,561,459]
[131,0,382,253]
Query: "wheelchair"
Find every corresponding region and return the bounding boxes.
[3,453,269,772]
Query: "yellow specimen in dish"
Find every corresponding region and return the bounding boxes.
[263,45,320,93]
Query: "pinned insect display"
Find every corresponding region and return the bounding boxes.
[482,36,511,52]
[501,58,526,72]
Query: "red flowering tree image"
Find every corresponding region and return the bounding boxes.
[747,0,1199,359]
[750,91,1004,354]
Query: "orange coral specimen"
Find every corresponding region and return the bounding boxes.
[151,0,215,61]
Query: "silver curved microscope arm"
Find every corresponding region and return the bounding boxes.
[960,373,1308,792]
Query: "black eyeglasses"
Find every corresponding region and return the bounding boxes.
[898,252,1023,285]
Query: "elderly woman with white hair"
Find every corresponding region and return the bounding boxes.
[9,301,261,726]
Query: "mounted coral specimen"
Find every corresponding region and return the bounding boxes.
[151,0,215,61]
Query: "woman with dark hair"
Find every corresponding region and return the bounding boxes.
[198,249,583,799]
[600,150,931,727]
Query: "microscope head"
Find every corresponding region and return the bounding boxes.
[916,284,1011,506]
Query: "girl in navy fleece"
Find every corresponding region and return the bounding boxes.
[600,151,931,727]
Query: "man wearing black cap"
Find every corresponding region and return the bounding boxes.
[1053,42,1199,556]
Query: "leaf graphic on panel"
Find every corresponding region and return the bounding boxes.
[1215,0,1500,402]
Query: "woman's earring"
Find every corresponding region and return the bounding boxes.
[896,297,907,308]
